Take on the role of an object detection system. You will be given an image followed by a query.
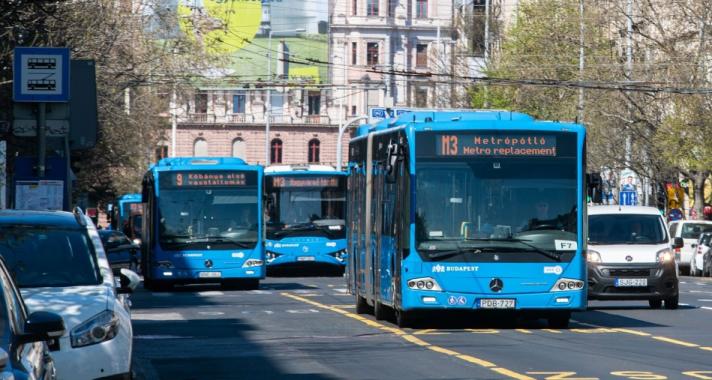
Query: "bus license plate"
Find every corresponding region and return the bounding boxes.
[479,299,516,309]
[615,278,647,287]
[199,271,222,278]
[297,256,315,262]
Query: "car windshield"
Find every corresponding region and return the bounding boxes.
[98,230,132,249]
[414,155,578,262]
[265,175,346,240]
[681,223,712,240]
[589,214,667,245]
[158,188,259,250]
[0,226,102,288]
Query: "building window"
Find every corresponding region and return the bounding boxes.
[351,105,357,116]
[416,44,428,68]
[308,92,321,115]
[388,0,396,17]
[367,0,378,16]
[232,138,246,159]
[194,93,208,114]
[193,138,208,157]
[232,93,246,113]
[155,145,168,162]
[367,42,379,66]
[471,0,486,57]
[351,42,357,65]
[415,87,428,107]
[270,139,283,164]
[416,0,427,18]
[352,0,358,15]
[308,139,320,163]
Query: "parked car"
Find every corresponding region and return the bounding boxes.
[695,232,712,277]
[0,209,140,380]
[0,256,65,380]
[99,230,141,273]
[668,220,712,275]
[587,206,679,309]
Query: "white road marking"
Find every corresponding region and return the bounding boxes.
[132,312,185,321]
[689,290,712,294]
[286,309,320,314]
[697,299,712,302]
[333,288,348,294]
[263,310,274,314]
[134,335,192,339]
[248,290,272,295]
[198,311,225,316]
[701,306,712,311]
[198,291,224,296]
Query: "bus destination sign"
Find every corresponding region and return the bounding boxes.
[160,171,257,188]
[436,134,557,157]
[271,176,339,188]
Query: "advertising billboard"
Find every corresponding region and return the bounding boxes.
[176,0,328,84]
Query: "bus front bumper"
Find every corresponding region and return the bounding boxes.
[266,252,347,267]
[400,289,586,311]
[151,266,265,281]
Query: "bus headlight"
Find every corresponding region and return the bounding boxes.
[656,248,674,264]
[266,251,280,262]
[551,278,584,292]
[407,277,442,291]
[242,259,264,268]
[329,250,348,261]
[157,261,174,269]
[587,250,602,264]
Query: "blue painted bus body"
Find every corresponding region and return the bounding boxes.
[141,157,264,289]
[346,110,587,327]
[264,166,348,267]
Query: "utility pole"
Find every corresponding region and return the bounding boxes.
[577,0,585,123]
[483,0,491,108]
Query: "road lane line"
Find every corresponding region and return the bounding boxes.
[610,328,651,336]
[542,329,562,334]
[466,329,499,334]
[697,299,712,302]
[652,336,699,347]
[281,293,531,379]
[701,306,712,311]
[700,347,712,352]
[132,312,185,321]
[515,329,532,334]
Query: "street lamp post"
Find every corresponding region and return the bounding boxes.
[336,115,369,170]
[265,28,306,165]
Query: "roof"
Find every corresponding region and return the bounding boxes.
[588,205,663,216]
[265,164,342,174]
[0,210,84,228]
[669,219,712,225]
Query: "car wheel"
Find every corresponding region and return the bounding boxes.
[648,299,663,309]
[664,294,679,310]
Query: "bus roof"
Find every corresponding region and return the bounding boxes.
[355,110,584,137]
[264,164,346,176]
[150,157,261,173]
[117,193,141,202]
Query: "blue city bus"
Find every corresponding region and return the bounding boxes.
[141,157,265,290]
[346,110,587,327]
[264,165,348,267]
[110,193,142,241]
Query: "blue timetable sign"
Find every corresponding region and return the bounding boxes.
[13,47,70,102]
[619,190,638,206]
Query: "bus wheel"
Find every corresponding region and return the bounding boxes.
[547,312,571,329]
[355,295,370,314]
[395,309,414,328]
[145,279,172,292]
[374,301,390,321]
[243,279,260,290]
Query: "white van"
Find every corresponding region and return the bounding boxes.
[667,220,712,275]
[587,206,679,309]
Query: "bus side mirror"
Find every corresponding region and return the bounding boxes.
[385,142,403,184]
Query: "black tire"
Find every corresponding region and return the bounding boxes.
[664,294,679,309]
[355,295,370,314]
[649,299,663,309]
[243,279,260,290]
[144,279,172,292]
[547,312,571,329]
[395,308,414,328]
[374,301,389,321]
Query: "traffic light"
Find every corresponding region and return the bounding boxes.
[586,173,603,204]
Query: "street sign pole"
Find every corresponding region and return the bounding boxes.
[37,103,46,177]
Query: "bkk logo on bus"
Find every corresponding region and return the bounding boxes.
[432,264,479,273]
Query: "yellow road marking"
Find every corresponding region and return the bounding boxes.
[542,329,562,334]
[700,347,712,352]
[413,329,451,335]
[610,328,651,336]
[281,293,529,379]
[466,328,499,334]
[332,304,356,309]
[570,328,614,334]
[516,329,532,334]
[652,336,699,348]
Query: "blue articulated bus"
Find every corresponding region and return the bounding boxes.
[110,193,142,238]
[264,165,348,267]
[346,110,587,327]
[141,157,265,290]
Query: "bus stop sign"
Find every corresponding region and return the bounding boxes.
[13,47,70,102]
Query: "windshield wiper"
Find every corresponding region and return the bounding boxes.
[427,248,484,261]
[463,237,563,262]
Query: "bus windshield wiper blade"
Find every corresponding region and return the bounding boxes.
[464,237,563,261]
[427,249,483,261]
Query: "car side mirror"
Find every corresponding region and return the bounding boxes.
[116,268,141,294]
[672,237,684,249]
[17,311,65,344]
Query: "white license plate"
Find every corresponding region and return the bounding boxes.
[297,256,315,262]
[198,271,222,278]
[615,278,647,287]
[479,299,516,309]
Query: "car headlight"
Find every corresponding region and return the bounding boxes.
[587,249,602,263]
[70,310,119,348]
[656,248,674,264]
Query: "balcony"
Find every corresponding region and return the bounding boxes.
[178,113,334,126]
[228,114,255,123]
[187,113,215,123]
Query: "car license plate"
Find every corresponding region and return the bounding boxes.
[198,271,222,278]
[615,278,647,287]
[479,299,516,309]
[297,256,315,262]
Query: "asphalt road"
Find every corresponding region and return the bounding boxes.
[130,272,712,380]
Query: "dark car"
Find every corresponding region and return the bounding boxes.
[0,257,65,380]
[98,230,141,273]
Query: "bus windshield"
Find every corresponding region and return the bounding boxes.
[158,188,259,250]
[266,175,346,240]
[414,157,578,262]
